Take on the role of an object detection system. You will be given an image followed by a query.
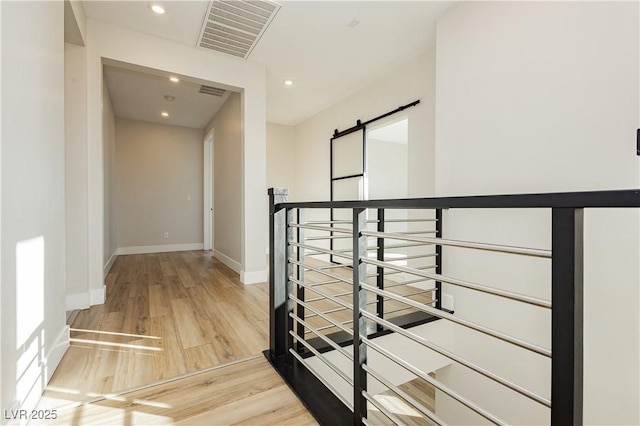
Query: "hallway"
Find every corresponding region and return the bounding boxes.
[42,251,269,407]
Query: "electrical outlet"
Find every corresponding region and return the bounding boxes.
[164,232,169,239]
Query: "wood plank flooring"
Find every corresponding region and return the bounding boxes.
[43,251,270,407]
[41,250,437,424]
[32,356,317,426]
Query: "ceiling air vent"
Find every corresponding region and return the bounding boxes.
[199,85,226,97]
[197,0,280,59]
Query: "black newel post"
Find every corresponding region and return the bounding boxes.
[268,188,289,359]
[551,208,584,426]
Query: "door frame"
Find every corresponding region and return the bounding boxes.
[203,130,214,251]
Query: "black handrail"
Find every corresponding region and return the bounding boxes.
[267,187,640,426]
[275,188,640,210]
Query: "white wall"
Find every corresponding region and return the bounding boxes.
[266,122,296,199]
[1,1,69,419]
[64,43,91,310]
[205,94,243,272]
[115,119,203,251]
[85,19,267,288]
[102,76,117,272]
[434,2,639,424]
[293,49,436,203]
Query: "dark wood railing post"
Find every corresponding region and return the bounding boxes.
[435,208,443,310]
[268,188,289,360]
[376,208,385,331]
[353,208,368,425]
[551,208,584,426]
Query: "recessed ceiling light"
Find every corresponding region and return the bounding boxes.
[164,95,175,101]
[150,4,166,15]
[169,76,179,83]
[283,79,294,86]
[161,111,169,117]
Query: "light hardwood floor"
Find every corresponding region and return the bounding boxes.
[41,250,436,423]
[32,356,318,426]
[43,251,270,407]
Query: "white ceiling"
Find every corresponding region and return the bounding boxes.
[103,64,231,129]
[85,1,454,127]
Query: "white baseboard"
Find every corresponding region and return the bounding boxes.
[104,251,118,277]
[90,287,105,305]
[241,269,267,285]
[46,325,70,383]
[214,249,241,274]
[117,243,204,255]
[66,292,90,310]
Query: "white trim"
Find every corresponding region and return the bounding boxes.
[203,132,213,251]
[66,292,90,310]
[117,243,204,255]
[213,249,241,274]
[90,287,105,305]
[241,269,267,285]
[45,325,70,383]
[104,251,117,277]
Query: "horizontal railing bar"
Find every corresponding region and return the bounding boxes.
[312,318,355,332]
[290,314,353,361]
[305,305,350,318]
[307,279,343,287]
[378,242,427,250]
[290,349,354,411]
[301,219,438,225]
[361,310,551,407]
[362,338,508,425]
[386,279,436,287]
[363,258,551,309]
[307,242,427,254]
[362,390,406,426]
[362,282,551,357]
[363,231,551,258]
[290,294,353,336]
[314,264,352,270]
[276,189,640,210]
[389,289,433,298]
[290,224,353,234]
[381,302,436,315]
[305,235,352,240]
[384,253,438,261]
[304,245,434,258]
[363,365,447,426]
[290,276,353,310]
[305,251,349,257]
[391,230,438,235]
[366,296,436,308]
[304,220,353,225]
[385,219,438,223]
[290,331,354,386]
[384,265,437,276]
[289,260,353,286]
[291,242,354,261]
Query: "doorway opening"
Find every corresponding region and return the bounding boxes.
[204,130,214,251]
